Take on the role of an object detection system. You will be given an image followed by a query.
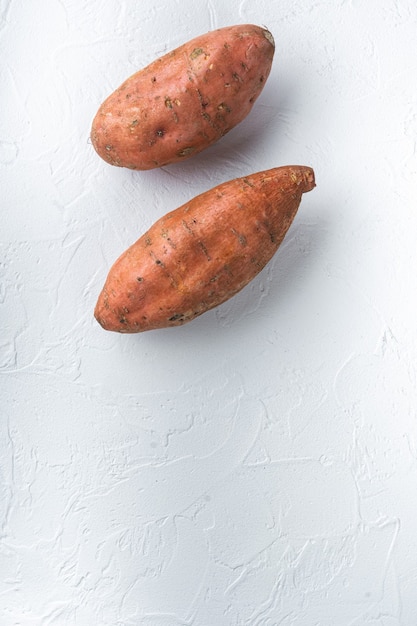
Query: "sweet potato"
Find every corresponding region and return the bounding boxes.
[90,24,275,170]
[94,166,315,333]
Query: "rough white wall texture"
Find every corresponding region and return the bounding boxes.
[1,0,417,624]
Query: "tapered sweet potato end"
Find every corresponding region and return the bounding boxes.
[287,165,316,193]
[94,292,114,332]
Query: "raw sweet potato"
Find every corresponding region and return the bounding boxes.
[90,24,275,170]
[94,166,315,333]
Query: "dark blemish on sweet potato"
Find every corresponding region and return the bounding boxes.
[169,313,185,321]
[177,147,196,157]
[231,228,247,246]
[217,102,231,113]
[199,241,211,261]
[190,47,204,59]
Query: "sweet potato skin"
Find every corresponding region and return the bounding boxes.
[90,24,275,170]
[94,166,315,333]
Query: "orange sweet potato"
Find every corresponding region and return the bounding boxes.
[90,24,275,170]
[94,166,315,333]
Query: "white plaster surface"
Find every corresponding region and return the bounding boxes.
[1,0,417,624]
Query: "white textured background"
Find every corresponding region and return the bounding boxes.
[1,0,417,625]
